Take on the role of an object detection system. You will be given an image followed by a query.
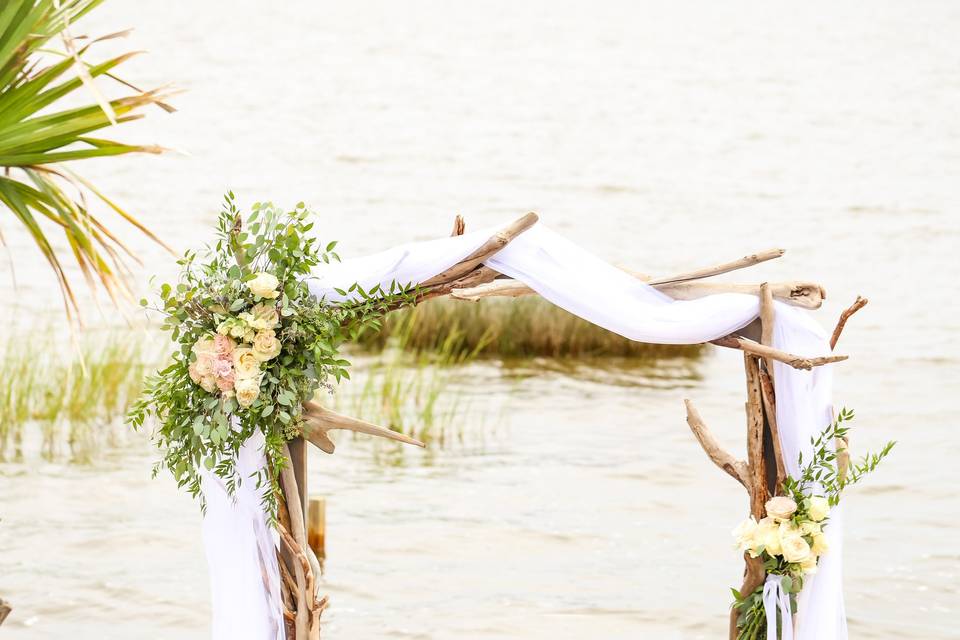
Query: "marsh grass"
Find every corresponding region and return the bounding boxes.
[333,319,497,449]
[0,330,159,463]
[354,297,706,359]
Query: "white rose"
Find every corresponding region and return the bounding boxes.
[247,272,280,299]
[752,517,782,556]
[235,376,261,408]
[192,337,216,355]
[811,533,829,556]
[765,496,798,522]
[779,523,812,564]
[732,517,759,552]
[807,496,830,522]
[233,347,261,379]
[252,330,282,362]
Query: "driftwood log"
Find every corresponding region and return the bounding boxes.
[279,212,863,639]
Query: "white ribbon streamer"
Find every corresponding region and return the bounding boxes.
[198,220,846,640]
[764,574,794,640]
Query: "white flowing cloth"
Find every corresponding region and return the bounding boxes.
[200,222,845,640]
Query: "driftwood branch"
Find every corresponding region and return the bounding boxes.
[683,400,749,488]
[830,295,868,350]
[450,214,465,236]
[758,368,787,490]
[450,274,825,309]
[0,599,9,627]
[711,335,847,371]
[420,212,538,288]
[302,402,424,454]
[648,248,785,286]
[280,443,316,639]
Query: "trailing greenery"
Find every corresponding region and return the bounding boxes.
[788,407,896,508]
[127,195,417,520]
[0,0,172,317]
[354,297,706,359]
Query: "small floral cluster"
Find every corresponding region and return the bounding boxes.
[732,493,830,577]
[189,293,282,407]
[730,409,895,640]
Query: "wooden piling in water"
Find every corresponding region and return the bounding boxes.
[308,497,326,568]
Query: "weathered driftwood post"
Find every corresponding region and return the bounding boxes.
[280,212,868,639]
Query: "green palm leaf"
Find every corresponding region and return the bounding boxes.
[0,0,173,320]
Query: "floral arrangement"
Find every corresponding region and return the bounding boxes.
[128,194,415,519]
[731,408,895,639]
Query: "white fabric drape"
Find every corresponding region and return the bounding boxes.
[200,221,845,640]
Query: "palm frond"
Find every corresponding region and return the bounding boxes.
[0,0,172,320]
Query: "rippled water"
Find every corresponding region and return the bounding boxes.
[1,1,958,638]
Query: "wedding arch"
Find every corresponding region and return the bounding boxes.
[200,212,868,640]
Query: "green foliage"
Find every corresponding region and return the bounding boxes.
[127,194,417,521]
[732,585,767,640]
[0,0,173,317]
[785,407,897,508]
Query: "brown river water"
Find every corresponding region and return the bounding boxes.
[1,1,958,638]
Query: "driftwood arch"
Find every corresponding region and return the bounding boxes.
[277,213,866,639]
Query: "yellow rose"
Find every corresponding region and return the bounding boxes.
[252,330,282,362]
[752,517,782,556]
[799,521,822,537]
[811,533,829,556]
[732,516,759,552]
[800,555,819,575]
[765,496,798,521]
[235,376,261,408]
[807,496,830,522]
[247,272,280,299]
[233,347,261,379]
[779,523,812,564]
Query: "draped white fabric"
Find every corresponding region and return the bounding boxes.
[200,221,845,640]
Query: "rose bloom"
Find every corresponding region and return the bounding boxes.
[214,334,236,356]
[252,330,282,362]
[811,532,829,556]
[241,303,280,331]
[779,522,812,564]
[199,375,217,393]
[194,351,215,377]
[752,517,782,556]
[233,347,261,379]
[188,360,201,384]
[800,555,819,575]
[247,272,280,299]
[192,337,216,355]
[807,496,830,522]
[799,521,822,537]
[765,496,798,521]
[215,370,235,391]
[235,376,261,408]
[732,516,758,552]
